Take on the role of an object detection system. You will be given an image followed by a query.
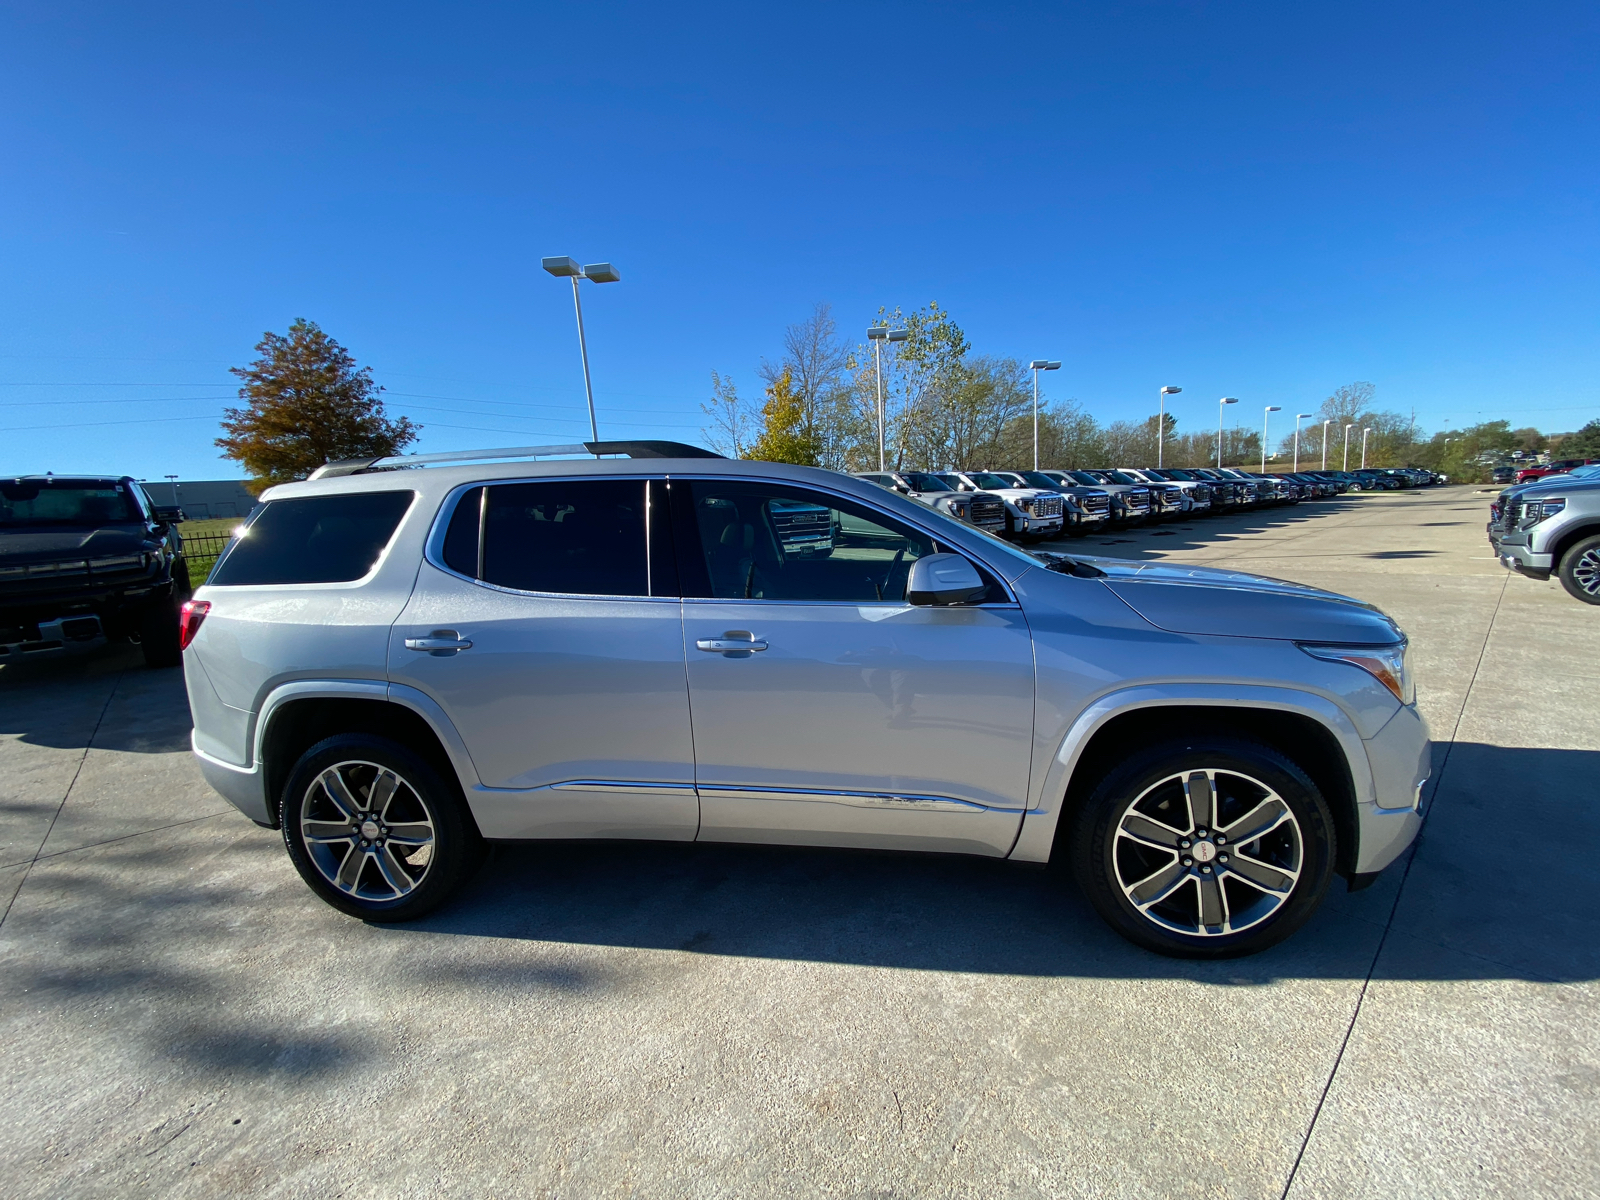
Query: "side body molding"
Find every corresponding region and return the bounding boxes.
[1008,683,1374,863]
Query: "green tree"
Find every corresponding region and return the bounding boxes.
[747,370,820,465]
[218,319,417,491]
[1557,418,1600,458]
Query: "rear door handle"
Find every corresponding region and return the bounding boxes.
[696,633,768,654]
[405,630,473,656]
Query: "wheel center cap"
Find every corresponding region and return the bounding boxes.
[360,819,381,840]
[1192,840,1217,863]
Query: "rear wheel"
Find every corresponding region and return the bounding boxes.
[280,734,484,921]
[1557,534,1600,605]
[1069,737,1336,957]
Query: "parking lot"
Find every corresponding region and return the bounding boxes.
[0,486,1594,1198]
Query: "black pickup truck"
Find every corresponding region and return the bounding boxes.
[1,476,192,668]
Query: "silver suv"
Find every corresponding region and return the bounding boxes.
[183,441,1429,957]
[1488,467,1600,604]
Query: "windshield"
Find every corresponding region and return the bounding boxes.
[1155,469,1195,481]
[968,473,1016,490]
[900,472,953,492]
[1104,470,1145,486]
[1065,471,1103,486]
[1018,472,1062,489]
[0,480,143,527]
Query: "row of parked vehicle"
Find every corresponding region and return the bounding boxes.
[854,465,1444,542]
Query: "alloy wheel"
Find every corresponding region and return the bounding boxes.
[1113,769,1303,937]
[1573,547,1600,597]
[300,760,436,901]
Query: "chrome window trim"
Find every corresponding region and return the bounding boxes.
[422,476,673,603]
[696,784,1003,813]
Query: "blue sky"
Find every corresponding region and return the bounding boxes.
[2,1,1597,481]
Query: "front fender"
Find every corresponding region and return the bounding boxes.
[1009,683,1373,863]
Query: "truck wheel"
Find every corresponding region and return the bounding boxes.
[1557,534,1600,605]
[1068,737,1336,957]
[281,734,484,922]
[138,595,183,668]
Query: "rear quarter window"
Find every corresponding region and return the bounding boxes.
[208,491,414,585]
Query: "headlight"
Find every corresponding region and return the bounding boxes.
[1299,640,1414,704]
[946,498,969,517]
[1524,498,1566,523]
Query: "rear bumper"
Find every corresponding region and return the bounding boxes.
[193,733,272,826]
[1354,703,1431,875]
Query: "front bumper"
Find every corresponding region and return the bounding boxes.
[0,614,107,663]
[1493,530,1553,578]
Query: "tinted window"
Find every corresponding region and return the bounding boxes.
[900,472,952,492]
[476,479,648,596]
[210,491,413,585]
[968,473,1015,490]
[0,480,143,527]
[683,481,936,602]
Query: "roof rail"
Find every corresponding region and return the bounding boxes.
[307,439,723,480]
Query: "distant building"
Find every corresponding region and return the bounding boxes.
[144,479,259,520]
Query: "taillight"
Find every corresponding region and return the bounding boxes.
[179,600,210,650]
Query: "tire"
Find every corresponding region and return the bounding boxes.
[280,734,484,922]
[1557,534,1600,605]
[1068,736,1337,957]
[138,594,183,668]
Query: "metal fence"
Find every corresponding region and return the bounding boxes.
[180,533,234,584]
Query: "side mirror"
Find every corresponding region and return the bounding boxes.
[906,553,987,606]
[152,506,186,524]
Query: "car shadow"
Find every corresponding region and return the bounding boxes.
[0,643,192,754]
[395,743,1599,987]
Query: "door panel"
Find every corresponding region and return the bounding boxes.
[675,478,1034,856]
[388,478,696,841]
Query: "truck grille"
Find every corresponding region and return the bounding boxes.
[1027,496,1064,518]
[1125,489,1151,514]
[771,504,833,551]
[0,554,154,592]
[968,497,1007,530]
[1081,493,1111,515]
[1191,485,1212,504]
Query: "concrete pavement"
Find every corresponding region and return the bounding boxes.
[0,486,1594,1198]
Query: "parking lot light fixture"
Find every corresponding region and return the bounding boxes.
[1158,386,1182,467]
[1293,413,1314,471]
[1262,406,1282,473]
[1361,426,1373,470]
[1218,397,1239,467]
[1343,423,1355,472]
[1029,360,1061,470]
[164,474,179,505]
[868,325,909,471]
[542,255,620,448]
[1322,419,1332,470]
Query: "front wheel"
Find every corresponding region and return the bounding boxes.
[280,734,484,921]
[1069,737,1336,957]
[1558,534,1600,605]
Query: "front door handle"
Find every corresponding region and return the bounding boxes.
[405,630,474,656]
[696,632,768,655]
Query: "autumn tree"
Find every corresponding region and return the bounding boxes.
[747,370,821,465]
[218,319,417,491]
[701,370,757,458]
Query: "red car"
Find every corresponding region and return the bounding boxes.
[1516,457,1599,484]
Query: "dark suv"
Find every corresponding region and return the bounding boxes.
[0,476,191,667]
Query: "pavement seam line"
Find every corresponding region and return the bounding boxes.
[0,669,125,931]
[28,811,231,863]
[1277,568,1509,1200]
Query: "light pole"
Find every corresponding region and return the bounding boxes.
[1158,386,1182,468]
[1343,423,1355,471]
[1321,420,1332,470]
[1292,413,1313,471]
[868,325,908,471]
[1261,406,1281,473]
[1361,426,1373,469]
[1218,397,1239,467]
[164,474,179,505]
[1029,360,1061,470]
[541,256,621,447]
